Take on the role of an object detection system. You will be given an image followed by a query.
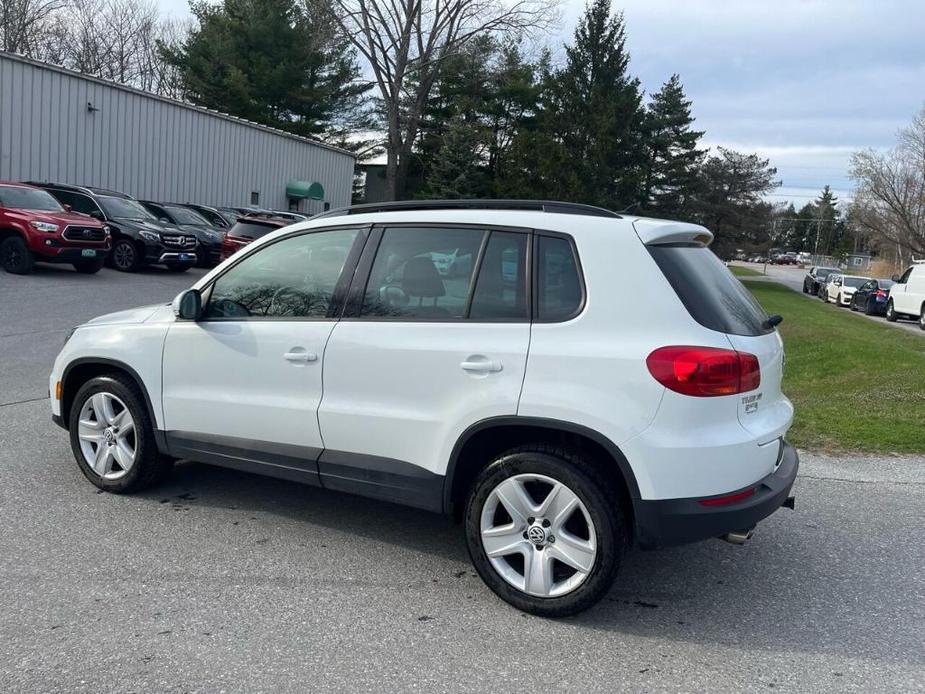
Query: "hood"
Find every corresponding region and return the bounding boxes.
[2,208,106,229]
[83,303,175,327]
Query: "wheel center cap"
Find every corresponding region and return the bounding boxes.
[527,524,548,546]
[104,428,116,446]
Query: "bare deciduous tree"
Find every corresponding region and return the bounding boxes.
[1,0,66,54]
[329,0,557,199]
[851,106,925,259]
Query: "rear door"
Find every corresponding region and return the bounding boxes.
[317,224,532,511]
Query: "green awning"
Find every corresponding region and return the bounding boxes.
[286,180,325,200]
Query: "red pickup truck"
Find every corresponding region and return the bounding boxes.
[0,182,110,274]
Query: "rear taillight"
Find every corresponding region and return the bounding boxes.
[646,346,761,397]
[874,289,887,298]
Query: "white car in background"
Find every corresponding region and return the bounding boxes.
[886,263,925,329]
[824,274,871,306]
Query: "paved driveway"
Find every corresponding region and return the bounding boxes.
[1,264,923,693]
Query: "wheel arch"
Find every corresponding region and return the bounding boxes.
[444,416,641,536]
[60,357,166,451]
[0,225,28,243]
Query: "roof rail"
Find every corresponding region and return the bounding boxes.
[314,199,622,220]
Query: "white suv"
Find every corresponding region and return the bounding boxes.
[886,262,925,328]
[50,201,798,616]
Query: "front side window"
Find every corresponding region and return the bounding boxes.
[204,228,360,319]
[537,235,583,321]
[361,227,485,319]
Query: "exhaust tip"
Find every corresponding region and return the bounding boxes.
[720,528,755,545]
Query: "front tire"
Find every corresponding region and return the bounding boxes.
[886,300,898,322]
[68,375,172,493]
[464,445,625,617]
[1,236,34,274]
[111,239,140,272]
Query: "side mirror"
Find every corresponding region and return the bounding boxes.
[63,204,73,212]
[172,289,202,320]
[891,274,901,282]
[160,218,170,224]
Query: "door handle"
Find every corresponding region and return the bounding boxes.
[460,357,502,373]
[284,349,318,363]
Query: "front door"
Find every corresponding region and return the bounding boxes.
[161,226,364,482]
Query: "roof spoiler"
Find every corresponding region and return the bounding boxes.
[632,218,713,246]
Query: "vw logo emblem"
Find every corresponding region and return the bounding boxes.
[527,526,547,546]
[103,429,115,445]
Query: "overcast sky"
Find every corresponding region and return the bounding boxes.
[159,0,925,207]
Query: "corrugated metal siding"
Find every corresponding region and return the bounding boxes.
[0,52,355,213]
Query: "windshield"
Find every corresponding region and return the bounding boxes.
[165,205,210,226]
[878,280,895,289]
[814,267,837,278]
[843,277,867,288]
[99,197,157,220]
[0,186,65,212]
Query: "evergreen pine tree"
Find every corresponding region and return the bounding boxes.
[643,74,705,218]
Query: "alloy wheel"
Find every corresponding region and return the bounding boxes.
[77,392,137,480]
[113,242,135,270]
[480,473,597,598]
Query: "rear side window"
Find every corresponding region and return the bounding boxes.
[361,227,485,319]
[469,231,529,320]
[648,244,772,336]
[537,235,583,321]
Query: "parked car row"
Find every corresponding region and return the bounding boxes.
[0,180,301,275]
[803,264,925,328]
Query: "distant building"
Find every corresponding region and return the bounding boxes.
[0,51,355,214]
[845,253,872,271]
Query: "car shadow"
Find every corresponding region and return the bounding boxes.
[136,460,919,667]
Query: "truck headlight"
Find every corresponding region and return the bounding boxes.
[30,221,59,233]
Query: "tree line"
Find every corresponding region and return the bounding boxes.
[5,0,796,254]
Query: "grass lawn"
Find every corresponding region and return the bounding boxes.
[729,265,764,277]
[741,280,925,454]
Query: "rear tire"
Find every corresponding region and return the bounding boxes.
[1,236,34,274]
[68,375,173,493]
[111,239,140,272]
[886,300,898,322]
[464,445,625,617]
[919,305,925,331]
[73,258,105,274]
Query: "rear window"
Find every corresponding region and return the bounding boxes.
[229,221,279,240]
[648,244,772,337]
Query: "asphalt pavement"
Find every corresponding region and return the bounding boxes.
[1,263,924,693]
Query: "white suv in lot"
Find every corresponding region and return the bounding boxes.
[50,200,798,616]
[886,262,925,328]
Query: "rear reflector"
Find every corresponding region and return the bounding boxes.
[699,487,756,507]
[646,346,761,397]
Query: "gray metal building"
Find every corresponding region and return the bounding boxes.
[0,51,355,214]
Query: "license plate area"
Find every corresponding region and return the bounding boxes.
[81,249,96,257]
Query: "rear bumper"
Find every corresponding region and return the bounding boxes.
[634,441,798,549]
